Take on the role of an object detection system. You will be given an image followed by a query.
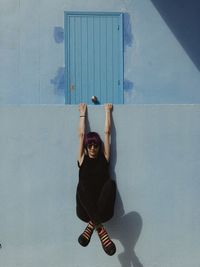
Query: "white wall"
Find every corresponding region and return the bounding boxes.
[0,105,200,267]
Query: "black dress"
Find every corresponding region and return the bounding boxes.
[76,153,116,224]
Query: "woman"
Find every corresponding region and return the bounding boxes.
[76,103,116,256]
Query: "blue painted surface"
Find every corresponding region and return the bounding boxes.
[0,105,200,267]
[150,0,200,70]
[0,2,200,266]
[123,79,134,92]
[0,0,200,104]
[65,12,124,104]
[53,27,64,43]
[50,67,65,94]
[123,13,133,49]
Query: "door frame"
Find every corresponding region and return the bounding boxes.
[64,11,124,104]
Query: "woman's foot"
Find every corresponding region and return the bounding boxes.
[97,227,116,256]
[78,221,94,247]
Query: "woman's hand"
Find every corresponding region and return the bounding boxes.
[79,103,87,116]
[105,103,113,112]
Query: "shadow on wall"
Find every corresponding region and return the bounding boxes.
[107,211,144,267]
[106,114,144,267]
[51,27,65,96]
[50,67,65,95]
[123,13,135,101]
[150,0,200,70]
[54,26,64,43]
[123,13,134,50]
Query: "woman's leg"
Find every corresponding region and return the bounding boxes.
[76,192,96,246]
[97,179,116,222]
[76,189,91,222]
[76,187,101,247]
[77,186,101,225]
[96,180,116,255]
[76,181,117,255]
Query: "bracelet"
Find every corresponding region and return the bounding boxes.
[80,115,85,117]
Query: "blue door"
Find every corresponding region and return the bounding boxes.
[64,12,123,104]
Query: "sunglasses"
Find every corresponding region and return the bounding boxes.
[87,143,99,149]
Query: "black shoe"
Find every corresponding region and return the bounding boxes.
[78,222,94,247]
[97,227,116,256]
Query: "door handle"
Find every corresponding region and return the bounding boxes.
[91,96,98,104]
[69,84,75,91]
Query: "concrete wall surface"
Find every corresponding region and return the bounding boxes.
[0,105,200,267]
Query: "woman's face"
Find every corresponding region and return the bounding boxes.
[87,143,100,158]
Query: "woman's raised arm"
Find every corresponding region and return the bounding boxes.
[104,103,113,161]
[78,103,87,164]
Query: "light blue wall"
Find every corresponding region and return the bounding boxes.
[0,0,200,104]
[1,0,200,266]
[0,105,200,267]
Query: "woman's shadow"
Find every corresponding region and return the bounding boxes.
[105,115,144,267]
[106,199,144,267]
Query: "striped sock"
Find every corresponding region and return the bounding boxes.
[97,227,116,256]
[78,221,94,247]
